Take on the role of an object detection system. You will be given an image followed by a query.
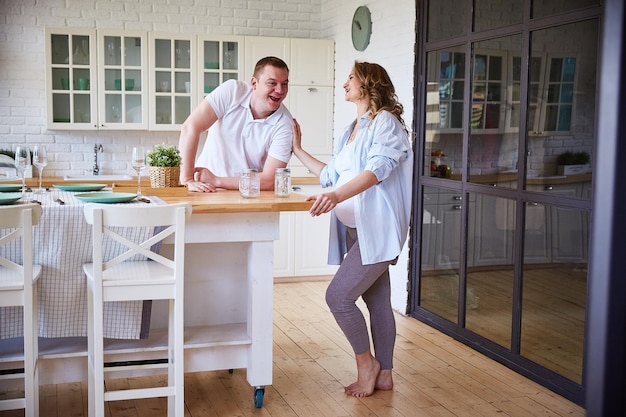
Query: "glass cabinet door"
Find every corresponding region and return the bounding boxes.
[46,28,97,129]
[150,33,196,130]
[199,36,244,99]
[98,31,148,129]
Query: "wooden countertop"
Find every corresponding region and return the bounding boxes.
[2,177,313,214]
[160,190,313,214]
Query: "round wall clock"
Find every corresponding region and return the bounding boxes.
[351,6,372,51]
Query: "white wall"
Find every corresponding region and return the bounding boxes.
[0,0,416,312]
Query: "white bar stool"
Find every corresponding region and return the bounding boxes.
[82,202,191,417]
[0,203,43,417]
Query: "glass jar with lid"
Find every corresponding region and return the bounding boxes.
[274,167,291,197]
[239,168,260,198]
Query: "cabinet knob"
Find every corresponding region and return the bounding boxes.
[544,186,553,191]
[451,205,462,210]
[307,87,317,92]
[452,196,462,201]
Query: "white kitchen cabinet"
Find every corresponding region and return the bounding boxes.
[198,36,245,104]
[289,38,335,86]
[244,37,335,177]
[286,85,334,173]
[243,37,291,80]
[274,185,338,278]
[148,33,197,131]
[46,28,98,129]
[45,31,334,136]
[46,28,149,130]
[97,30,149,129]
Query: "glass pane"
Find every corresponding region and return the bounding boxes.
[474,0,523,32]
[125,36,141,67]
[52,68,70,90]
[424,49,464,180]
[466,194,516,348]
[104,36,121,66]
[105,94,122,123]
[72,35,89,65]
[529,20,596,189]
[126,69,141,91]
[204,73,219,94]
[521,203,588,384]
[52,93,70,122]
[174,72,190,93]
[156,71,171,93]
[203,40,219,69]
[74,94,90,123]
[427,0,468,42]
[73,68,90,91]
[155,96,171,125]
[51,34,69,65]
[420,186,463,323]
[223,72,238,82]
[468,35,521,185]
[126,95,142,123]
[532,0,600,19]
[105,69,122,91]
[174,96,190,124]
[223,42,238,70]
[155,39,171,68]
[174,40,190,69]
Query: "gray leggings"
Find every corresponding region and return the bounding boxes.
[325,227,396,370]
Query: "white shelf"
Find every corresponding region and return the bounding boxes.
[0,323,250,364]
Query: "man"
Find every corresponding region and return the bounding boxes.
[178,56,293,192]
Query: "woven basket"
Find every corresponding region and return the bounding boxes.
[149,166,180,188]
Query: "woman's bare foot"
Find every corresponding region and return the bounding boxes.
[344,353,381,397]
[375,369,393,391]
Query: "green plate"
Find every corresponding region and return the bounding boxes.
[0,193,22,205]
[54,183,108,192]
[0,184,22,192]
[75,192,137,204]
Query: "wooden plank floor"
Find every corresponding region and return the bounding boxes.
[1,280,585,417]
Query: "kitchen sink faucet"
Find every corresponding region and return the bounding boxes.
[93,144,103,175]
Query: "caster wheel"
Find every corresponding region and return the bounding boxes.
[228,369,234,374]
[254,387,265,408]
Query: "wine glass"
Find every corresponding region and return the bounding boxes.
[14,146,31,197]
[131,146,146,197]
[33,145,48,194]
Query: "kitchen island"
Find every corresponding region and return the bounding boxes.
[0,185,313,407]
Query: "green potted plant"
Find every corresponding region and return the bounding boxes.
[557,151,591,175]
[146,144,182,188]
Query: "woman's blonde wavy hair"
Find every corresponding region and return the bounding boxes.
[353,61,407,131]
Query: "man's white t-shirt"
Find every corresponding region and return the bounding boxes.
[195,79,294,177]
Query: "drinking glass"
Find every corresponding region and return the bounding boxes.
[131,146,146,197]
[33,145,48,194]
[14,146,31,197]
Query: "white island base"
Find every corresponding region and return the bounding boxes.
[1,211,280,408]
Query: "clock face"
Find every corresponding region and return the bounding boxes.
[351,6,372,51]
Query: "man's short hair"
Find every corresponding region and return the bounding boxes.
[253,56,289,78]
